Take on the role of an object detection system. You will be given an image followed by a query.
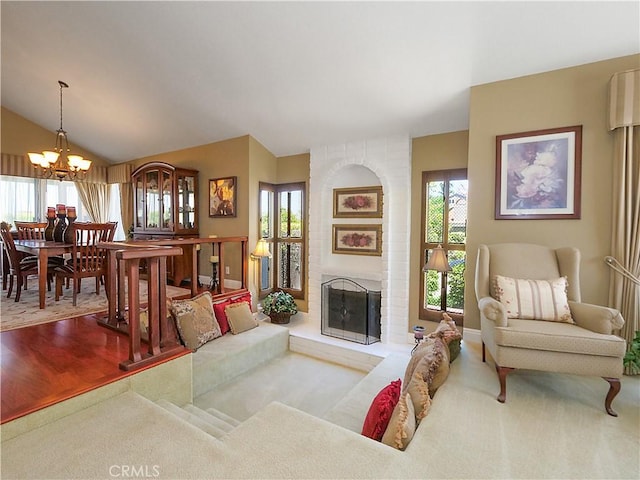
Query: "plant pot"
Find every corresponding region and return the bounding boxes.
[269,312,292,324]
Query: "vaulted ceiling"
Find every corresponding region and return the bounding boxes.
[2,1,638,163]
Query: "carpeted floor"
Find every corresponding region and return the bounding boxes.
[195,352,367,421]
[1,337,638,479]
[0,278,190,331]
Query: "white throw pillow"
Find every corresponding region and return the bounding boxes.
[492,275,574,323]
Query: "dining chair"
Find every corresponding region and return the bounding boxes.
[54,222,117,306]
[14,220,66,267]
[14,221,47,240]
[0,222,56,302]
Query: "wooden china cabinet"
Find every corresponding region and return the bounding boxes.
[132,162,199,286]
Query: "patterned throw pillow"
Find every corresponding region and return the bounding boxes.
[361,379,402,441]
[405,369,432,423]
[170,292,222,350]
[381,392,416,450]
[403,336,449,395]
[492,275,574,323]
[411,337,450,397]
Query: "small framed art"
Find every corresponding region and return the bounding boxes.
[209,176,237,217]
[333,185,383,218]
[332,224,382,256]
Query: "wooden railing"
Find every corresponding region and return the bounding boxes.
[97,236,249,371]
[126,236,249,299]
[98,242,186,371]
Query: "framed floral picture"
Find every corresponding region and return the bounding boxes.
[495,125,582,220]
[209,176,237,217]
[333,186,383,218]
[332,224,382,256]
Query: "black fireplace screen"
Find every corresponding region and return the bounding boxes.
[321,278,381,345]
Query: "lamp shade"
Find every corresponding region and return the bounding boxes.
[251,238,272,258]
[423,245,451,273]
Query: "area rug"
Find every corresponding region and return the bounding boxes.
[0,279,190,332]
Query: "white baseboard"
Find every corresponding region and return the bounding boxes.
[197,275,242,290]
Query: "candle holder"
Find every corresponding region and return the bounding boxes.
[45,207,56,240]
[53,207,67,242]
[64,207,77,244]
[411,325,426,355]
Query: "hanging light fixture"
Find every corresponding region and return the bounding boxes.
[28,80,92,181]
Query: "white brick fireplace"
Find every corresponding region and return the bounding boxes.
[308,136,411,345]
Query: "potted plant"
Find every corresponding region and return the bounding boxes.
[262,290,298,324]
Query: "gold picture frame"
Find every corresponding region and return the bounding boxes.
[333,185,383,218]
[332,224,382,256]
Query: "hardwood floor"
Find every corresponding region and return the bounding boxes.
[0,313,189,424]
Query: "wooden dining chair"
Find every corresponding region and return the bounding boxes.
[0,222,56,302]
[14,221,47,240]
[14,221,66,268]
[54,222,117,306]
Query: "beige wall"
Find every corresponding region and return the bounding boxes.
[410,131,469,331]
[1,106,109,166]
[464,54,640,330]
[129,135,251,284]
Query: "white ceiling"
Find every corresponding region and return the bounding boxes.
[2,1,639,164]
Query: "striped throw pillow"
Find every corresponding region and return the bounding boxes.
[492,275,574,323]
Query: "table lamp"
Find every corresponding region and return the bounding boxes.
[422,244,451,312]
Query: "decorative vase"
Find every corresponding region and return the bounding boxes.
[53,213,67,242]
[44,216,56,241]
[64,215,77,244]
[268,312,292,325]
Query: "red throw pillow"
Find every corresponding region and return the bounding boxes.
[212,299,232,335]
[230,292,252,307]
[361,379,402,441]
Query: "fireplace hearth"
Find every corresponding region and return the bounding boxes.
[321,278,381,345]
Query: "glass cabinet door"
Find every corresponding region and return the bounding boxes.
[177,172,197,232]
[161,169,172,230]
[145,170,160,229]
[135,174,144,228]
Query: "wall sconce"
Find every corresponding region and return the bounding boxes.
[422,244,451,312]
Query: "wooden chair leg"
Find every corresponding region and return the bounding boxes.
[14,276,23,302]
[482,342,486,362]
[7,275,14,298]
[55,275,62,301]
[496,365,514,403]
[72,278,78,306]
[603,377,621,417]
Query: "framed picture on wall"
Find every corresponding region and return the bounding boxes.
[333,186,383,218]
[332,224,382,256]
[209,176,237,217]
[495,125,582,220]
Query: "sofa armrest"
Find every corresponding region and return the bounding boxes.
[569,301,624,335]
[478,297,508,327]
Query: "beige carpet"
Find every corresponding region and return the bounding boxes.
[1,338,638,479]
[0,278,190,332]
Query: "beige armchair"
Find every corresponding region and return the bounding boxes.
[475,243,626,416]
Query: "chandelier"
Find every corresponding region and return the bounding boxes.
[28,80,92,181]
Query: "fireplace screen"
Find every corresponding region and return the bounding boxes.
[321,278,381,345]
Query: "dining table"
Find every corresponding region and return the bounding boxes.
[13,239,73,309]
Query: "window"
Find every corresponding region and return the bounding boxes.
[258,182,305,299]
[0,176,123,239]
[420,169,468,323]
[0,176,37,224]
